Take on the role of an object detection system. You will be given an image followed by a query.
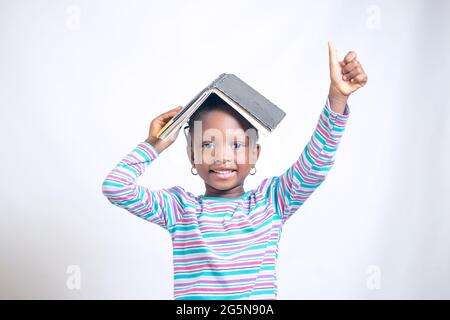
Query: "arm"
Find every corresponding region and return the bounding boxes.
[268,97,350,223]
[101,141,185,230]
[265,41,368,223]
[102,105,186,230]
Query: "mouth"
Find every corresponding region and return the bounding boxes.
[209,169,237,179]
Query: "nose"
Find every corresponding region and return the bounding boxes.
[214,158,231,164]
[212,144,234,164]
[213,149,232,163]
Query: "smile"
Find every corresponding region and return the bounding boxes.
[209,169,237,179]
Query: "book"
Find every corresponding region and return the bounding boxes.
[156,73,286,140]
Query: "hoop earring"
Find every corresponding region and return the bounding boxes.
[191,166,198,175]
[249,167,256,175]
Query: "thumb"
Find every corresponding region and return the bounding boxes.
[328,41,339,67]
[328,41,341,79]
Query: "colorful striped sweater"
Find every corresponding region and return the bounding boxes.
[102,98,350,300]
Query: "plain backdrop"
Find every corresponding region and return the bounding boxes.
[0,0,449,299]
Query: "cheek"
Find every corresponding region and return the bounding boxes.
[232,150,244,164]
[234,148,253,164]
[192,149,211,165]
[196,165,210,176]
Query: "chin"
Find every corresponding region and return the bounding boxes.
[208,178,238,189]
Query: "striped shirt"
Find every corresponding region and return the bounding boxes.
[102,98,350,299]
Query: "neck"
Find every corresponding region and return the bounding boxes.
[203,184,246,198]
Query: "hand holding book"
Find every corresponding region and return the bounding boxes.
[145,105,183,154]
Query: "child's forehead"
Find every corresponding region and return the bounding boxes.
[200,127,249,140]
[198,109,248,130]
[189,108,257,141]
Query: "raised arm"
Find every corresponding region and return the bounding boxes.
[266,98,350,223]
[264,42,368,223]
[101,106,187,230]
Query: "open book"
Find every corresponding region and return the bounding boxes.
[156,73,286,140]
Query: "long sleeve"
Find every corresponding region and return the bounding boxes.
[264,97,350,224]
[101,141,186,230]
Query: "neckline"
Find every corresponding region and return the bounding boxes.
[199,191,250,201]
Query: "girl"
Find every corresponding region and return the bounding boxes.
[102,42,368,300]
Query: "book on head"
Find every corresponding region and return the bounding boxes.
[156,73,286,140]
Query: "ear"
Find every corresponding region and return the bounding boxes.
[250,143,261,164]
[186,144,194,165]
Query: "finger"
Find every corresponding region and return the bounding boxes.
[342,67,363,81]
[165,105,182,114]
[328,41,339,70]
[342,60,360,74]
[343,51,357,63]
[350,73,368,85]
[158,106,182,119]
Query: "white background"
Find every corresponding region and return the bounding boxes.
[0,0,449,299]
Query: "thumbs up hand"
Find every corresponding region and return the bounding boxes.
[328,41,368,96]
[327,41,368,114]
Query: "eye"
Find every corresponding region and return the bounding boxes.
[233,142,245,149]
[202,142,215,149]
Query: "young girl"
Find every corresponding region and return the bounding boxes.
[102,42,368,300]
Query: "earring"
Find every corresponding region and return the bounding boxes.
[191,166,198,175]
[249,167,256,175]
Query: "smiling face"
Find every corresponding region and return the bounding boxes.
[186,105,260,198]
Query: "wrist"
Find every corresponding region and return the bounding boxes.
[145,137,164,154]
[328,85,348,115]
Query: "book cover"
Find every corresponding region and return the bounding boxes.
[156,73,286,139]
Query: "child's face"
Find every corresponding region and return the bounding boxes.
[187,109,260,194]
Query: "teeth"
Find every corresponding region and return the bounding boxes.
[210,169,236,179]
